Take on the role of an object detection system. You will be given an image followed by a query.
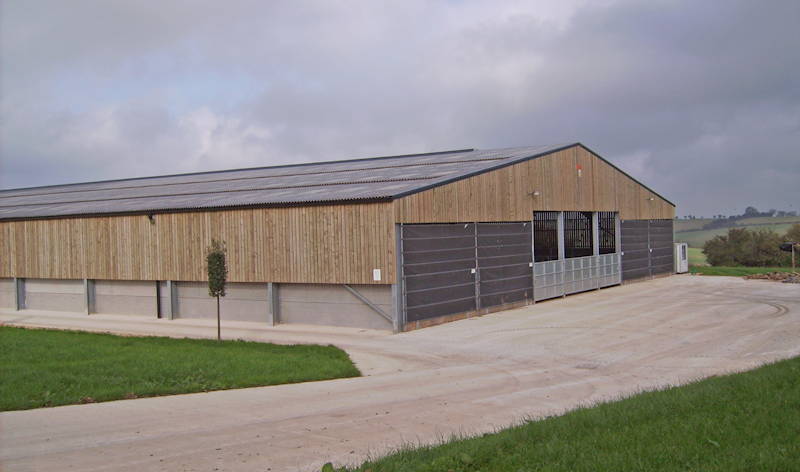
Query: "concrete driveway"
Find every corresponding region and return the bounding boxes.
[1,275,799,472]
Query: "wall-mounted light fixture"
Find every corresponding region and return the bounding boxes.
[528,190,541,197]
[647,197,655,201]
[147,214,156,224]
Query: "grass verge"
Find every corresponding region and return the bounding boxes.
[339,356,800,471]
[689,266,796,276]
[0,327,360,411]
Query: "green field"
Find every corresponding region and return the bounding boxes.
[688,266,797,277]
[675,223,796,248]
[674,216,800,234]
[733,216,800,226]
[338,356,800,471]
[0,327,360,411]
[687,247,707,265]
[673,218,712,232]
[674,215,800,249]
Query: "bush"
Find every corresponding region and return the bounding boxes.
[786,223,800,243]
[703,227,791,267]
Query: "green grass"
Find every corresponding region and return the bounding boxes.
[0,327,360,411]
[689,266,796,276]
[675,223,796,248]
[687,247,707,265]
[673,216,800,235]
[340,356,800,472]
[734,216,800,226]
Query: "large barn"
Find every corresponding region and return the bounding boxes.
[0,143,675,332]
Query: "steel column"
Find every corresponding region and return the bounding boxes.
[13,277,25,311]
[83,279,95,315]
[393,223,405,332]
[557,211,565,260]
[267,282,279,326]
[165,280,177,320]
[530,214,536,303]
[473,223,480,310]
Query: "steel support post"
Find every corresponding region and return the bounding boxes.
[393,224,405,332]
[267,282,279,326]
[165,280,177,320]
[557,211,566,260]
[557,211,566,297]
[615,213,622,284]
[530,214,536,304]
[473,223,480,310]
[83,279,95,315]
[14,277,25,311]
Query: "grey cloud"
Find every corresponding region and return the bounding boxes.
[1,0,798,216]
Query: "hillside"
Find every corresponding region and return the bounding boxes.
[676,223,798,248]
[675,216,800,248]
[674,218,713,232]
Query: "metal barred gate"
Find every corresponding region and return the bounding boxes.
[532,211,621,301]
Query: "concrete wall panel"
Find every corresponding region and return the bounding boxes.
[279,284,392,330]
[25,278,84,312]
[174,282,269,323]
[158,281,171,319]
[0,278,14,309]
[94,280,156,317]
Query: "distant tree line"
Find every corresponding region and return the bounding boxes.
[703,224,800,267]
[680,206,797,221]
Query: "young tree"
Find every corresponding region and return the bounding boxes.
[206,239,227,341]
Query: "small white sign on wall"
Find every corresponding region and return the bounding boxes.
[372,269,381,281]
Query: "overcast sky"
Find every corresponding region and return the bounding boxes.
[1,0,798,216]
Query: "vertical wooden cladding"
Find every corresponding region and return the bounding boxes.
[0,202,395,284]
[394,145,675,223]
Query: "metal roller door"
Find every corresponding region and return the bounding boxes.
[621,219,674,281]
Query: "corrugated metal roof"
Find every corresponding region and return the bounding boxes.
[0,143,670,220]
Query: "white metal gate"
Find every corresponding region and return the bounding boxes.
[532,211,621,302]
[534,254,620,301]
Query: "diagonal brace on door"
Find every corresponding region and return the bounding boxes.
[342,284,393,323]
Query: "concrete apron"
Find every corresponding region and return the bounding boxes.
[1,275,799,472]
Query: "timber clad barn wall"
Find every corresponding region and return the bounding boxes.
[0,203,394,284]
[0,143,675,331]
